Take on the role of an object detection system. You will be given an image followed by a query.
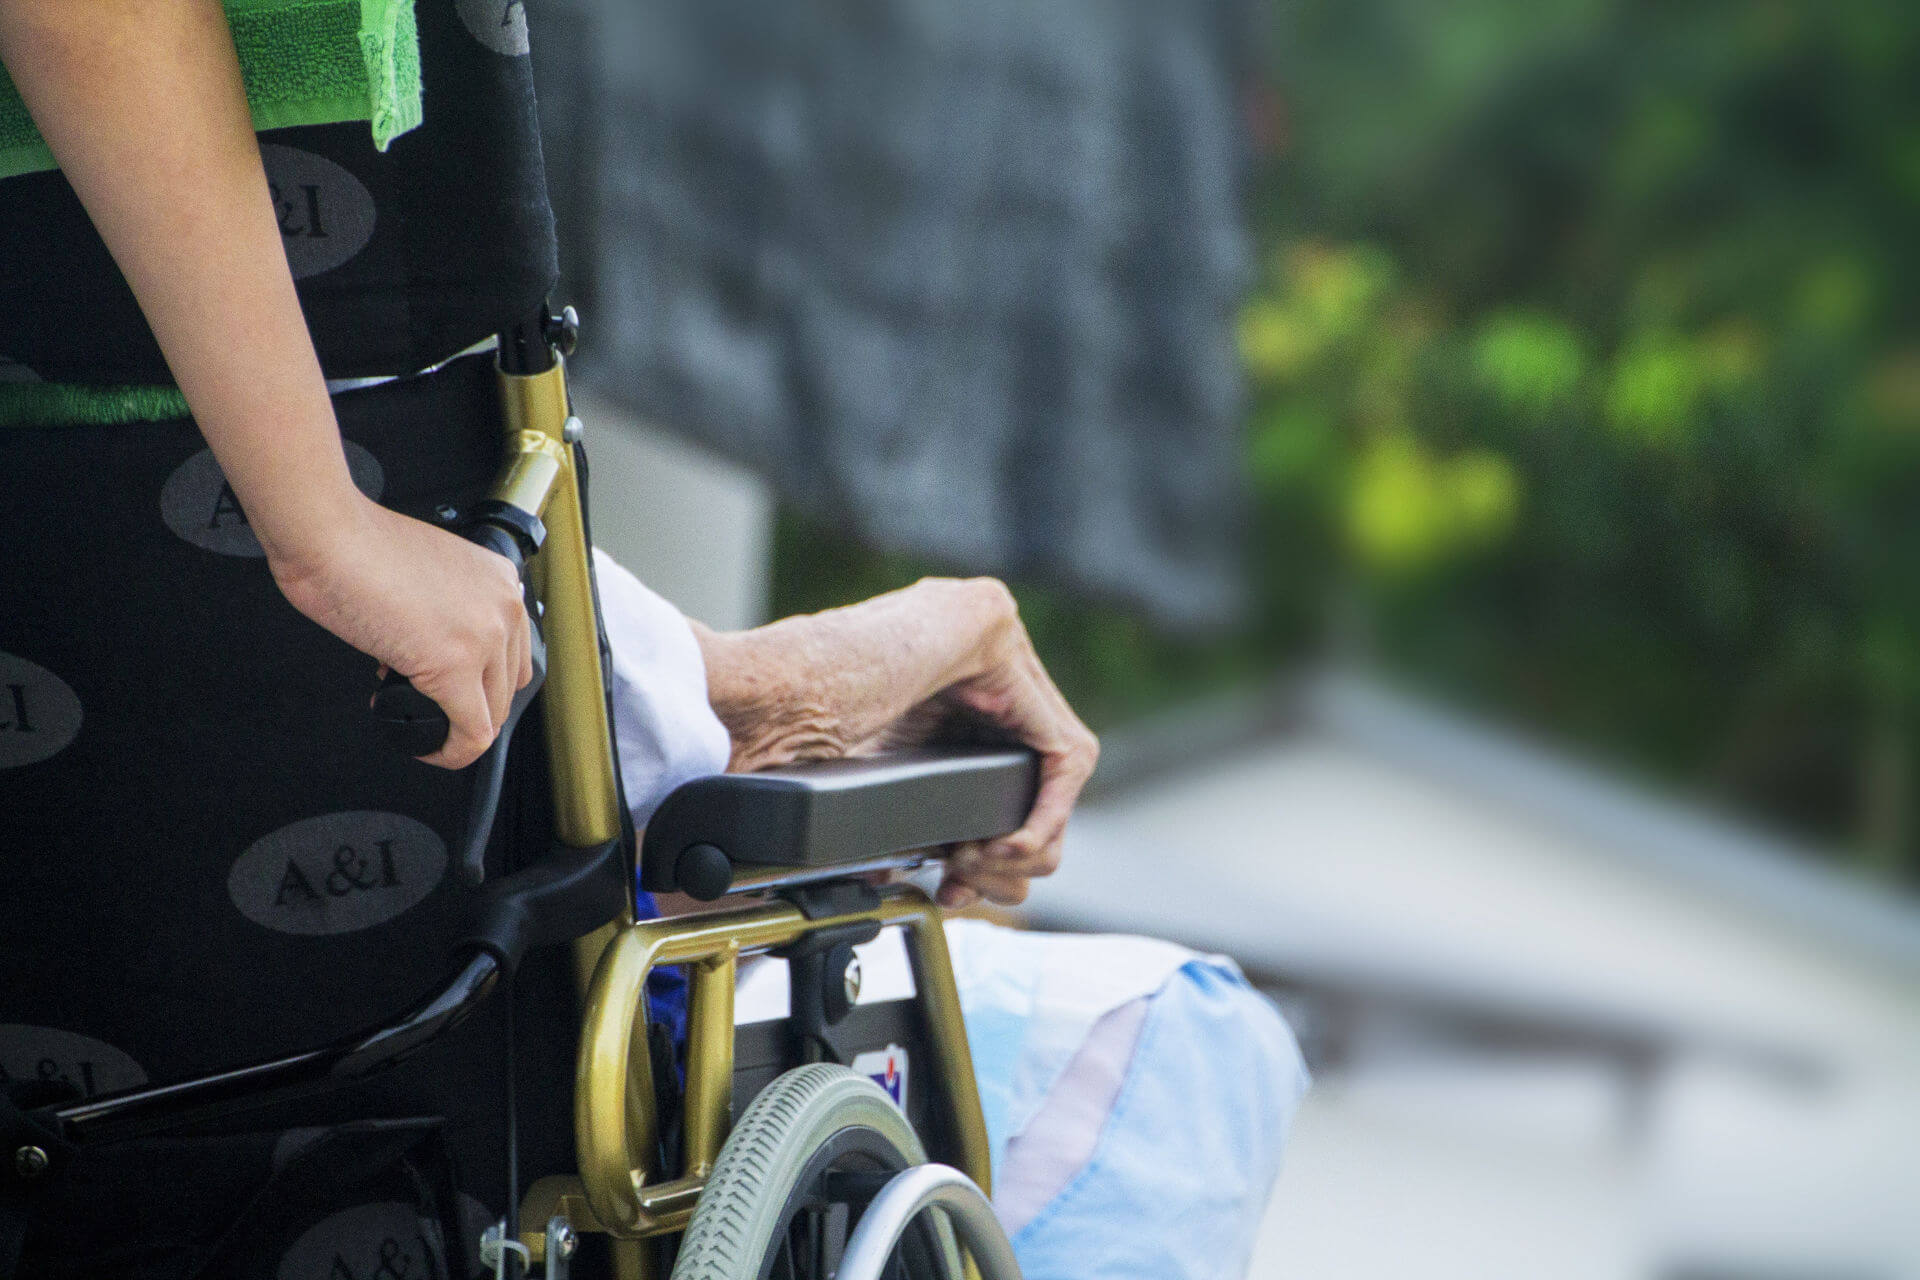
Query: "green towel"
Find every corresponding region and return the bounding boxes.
[0,0,420,181]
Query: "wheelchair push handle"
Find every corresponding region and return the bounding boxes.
[370,506,549,885]
[370,510,545,752]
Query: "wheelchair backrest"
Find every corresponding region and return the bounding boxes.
[2,355,583,1279]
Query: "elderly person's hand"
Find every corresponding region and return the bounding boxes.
[693,579,1098,908]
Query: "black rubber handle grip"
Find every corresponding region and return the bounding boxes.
[367,515,547,886]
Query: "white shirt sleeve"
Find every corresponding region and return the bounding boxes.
[592,547,733,825]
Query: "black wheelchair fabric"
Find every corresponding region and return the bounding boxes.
[0,354,585,1279]
[0,0,559,384]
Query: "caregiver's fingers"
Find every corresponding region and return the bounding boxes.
[481,651,516,740]
[515,603,534,694]
[418,675,496,770]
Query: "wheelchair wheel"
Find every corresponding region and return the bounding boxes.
[671,1064,965,1280]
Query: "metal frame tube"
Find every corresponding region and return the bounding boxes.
[495,362,624,863]
[680,947,738,1177]
[572,886,994,1240]
[490,430,570,523]
[495,355,648,1279]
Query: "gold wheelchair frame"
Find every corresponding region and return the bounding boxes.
[484,348,993,1276]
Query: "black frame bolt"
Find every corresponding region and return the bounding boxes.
[14,1145,48,1179]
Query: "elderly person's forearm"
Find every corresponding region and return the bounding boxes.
[692,578,1015,771]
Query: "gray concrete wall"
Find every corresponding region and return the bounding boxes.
[574,389,774,633]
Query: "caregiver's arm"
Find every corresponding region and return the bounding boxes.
[694,578,1099,907]
[0,0,528,768]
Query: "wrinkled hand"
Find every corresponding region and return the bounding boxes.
[864,583,1100,909]
[270,496,534,769]
[701,577,1099,909]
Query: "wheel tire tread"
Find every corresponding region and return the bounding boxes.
[670,1064,931,1280]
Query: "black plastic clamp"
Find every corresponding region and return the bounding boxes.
[456,836,629,975]
[463,499,547,563]
[774,914,884,1064]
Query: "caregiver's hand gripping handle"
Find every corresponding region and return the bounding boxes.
[372,509,549,886]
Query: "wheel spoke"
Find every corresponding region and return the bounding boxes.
[779,1219,799,1279]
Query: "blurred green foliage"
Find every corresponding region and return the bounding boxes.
[776,0,1920,879]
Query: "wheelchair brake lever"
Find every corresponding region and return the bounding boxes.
[371,512,547,886]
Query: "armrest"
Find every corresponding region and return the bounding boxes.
[640,748,1040,900]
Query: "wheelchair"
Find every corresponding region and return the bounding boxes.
[0,311,1029,1280]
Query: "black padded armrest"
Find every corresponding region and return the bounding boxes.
[641,748,1040,900]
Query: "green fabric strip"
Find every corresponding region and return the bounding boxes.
[0,0,420,182]
[0,383,190,429]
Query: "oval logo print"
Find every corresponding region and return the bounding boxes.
[0,652,83,769]
[0,1025,147,1098]
[161,442,383,557]
[229,811,447,936]
[456,0,530,55]
[277,1202,441,1280]
[261,143,378,279]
